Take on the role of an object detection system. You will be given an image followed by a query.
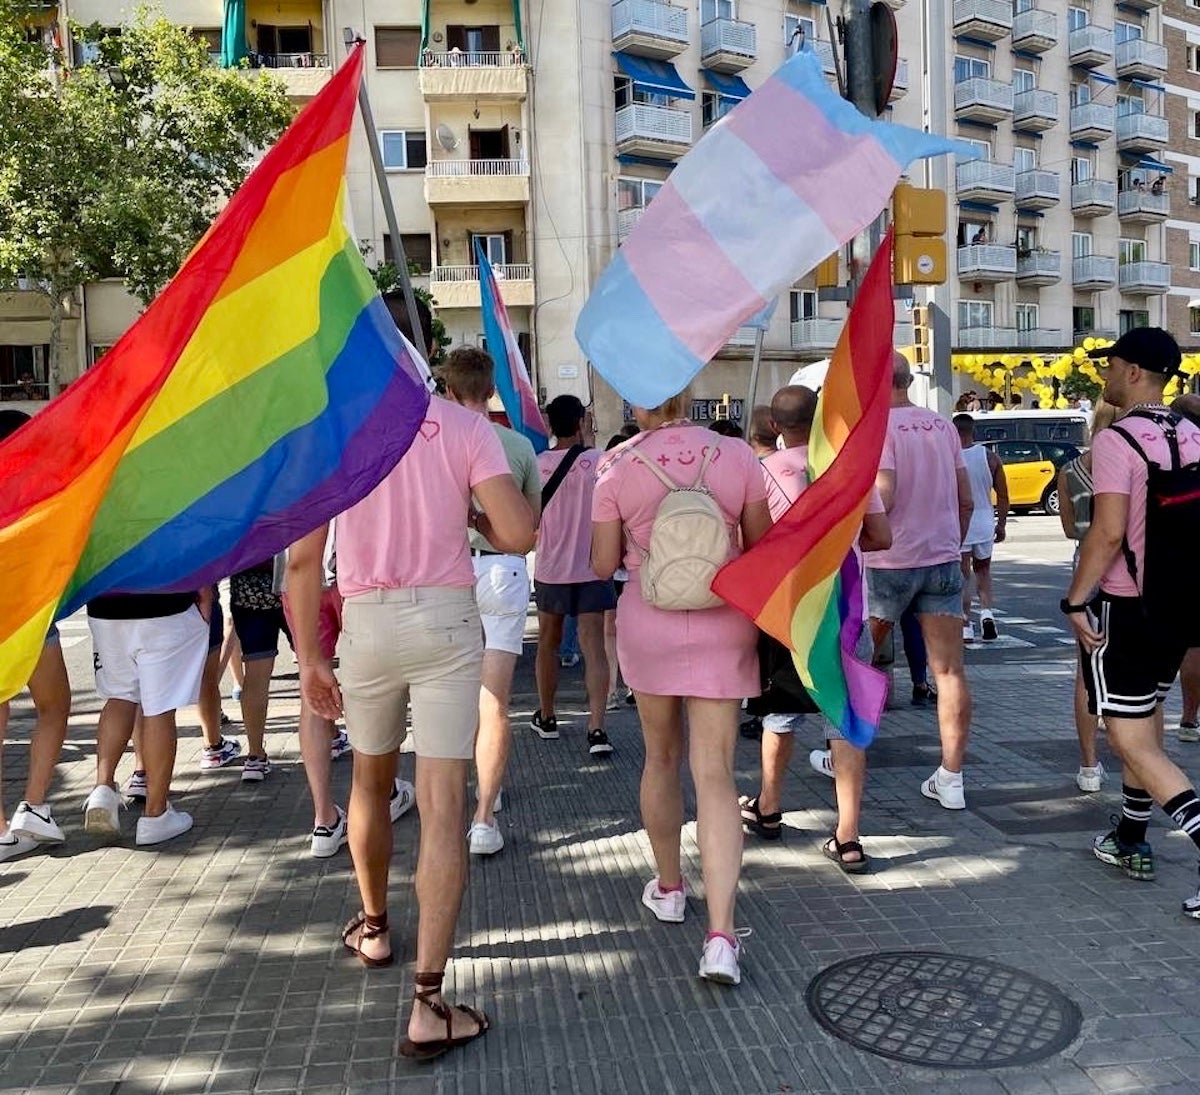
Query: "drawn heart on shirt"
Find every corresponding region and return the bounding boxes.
[577,458,593,471]
[664,434,684,445]
[418,420,440,441]
[780,467,796,477]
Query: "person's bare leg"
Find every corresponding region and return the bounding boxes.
[1075,662,1100,769]
[919,613,972,773]
[535,612,564,720]
[686,697,742,937]
[239,656,275,759]
[23,640,71,806]
[140,711,179,818]
[974,557,995,612]
[347,749,398,963]
[577,613,609,730]
[0,701,9,830]
[830,739,867,860]
[473,650,516,828]
[960,554,974,619]
[1181,648,1200,726]
[756,730,794,816]
[219,628,243,690]
[197,647,224,749]
[298,704,337,827]
[96,699,139,789]
[1108,715,1193,805]
[604,609,620,697]
[636,693,684,888]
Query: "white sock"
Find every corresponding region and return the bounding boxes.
[938,765,963,784]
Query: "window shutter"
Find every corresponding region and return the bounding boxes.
[481,25,501,52]
[375,27,420,68]
[445,25,467,51]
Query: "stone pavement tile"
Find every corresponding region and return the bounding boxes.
[1081,1064,1155,1092]
[203,1068,258,1093]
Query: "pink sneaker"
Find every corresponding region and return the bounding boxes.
[641,878,686,923]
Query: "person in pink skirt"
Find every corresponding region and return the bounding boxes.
[591,389,771,986]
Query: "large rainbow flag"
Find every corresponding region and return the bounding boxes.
[712,234,896,747]
[0,44,430,702]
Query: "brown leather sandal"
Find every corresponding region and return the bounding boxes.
[398,971,490,1061]
[341,910,393,968]
[822,835,870,875]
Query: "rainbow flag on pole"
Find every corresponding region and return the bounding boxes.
[712,233,896,747]
[0,44,430,702]
[475,240,548,453]
[576,46,971,408]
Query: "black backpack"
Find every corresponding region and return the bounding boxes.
[1110,410,1200,646]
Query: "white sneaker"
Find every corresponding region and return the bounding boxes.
[135,804,193,846]
[1076,762,1106,793]
[390,779,416,822]
[1179,721,1200,743]
[0,829,39,862]
[809,749,834,779]
[921,767,966,810]
[641,878,686,923]
[962,623,976,642]
[83,785,122,836]
[10,802,64,843]
[698,932,744,986]
[493,789,503,814]
[468,821,504,856]
[310,806,348,858]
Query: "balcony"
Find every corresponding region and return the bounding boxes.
[1072,255,1118,291]
[1119,260,1170,294]
[812,40,838,77]
[790,318,844,351]
[1016,328,1065,348]
[889,58,909,102]
[1013,89,1058,133]
[611,0,689,60]
[1069,102,1115,143]
[429,264,535,310]
[1071,178,1117,217]
[1117,189,1169,223]
[954,78,1013,124]
[424,160,530,206]
[1116,113,1168,154]
[960,326,1018,349]
[958,245,1018,282]
[1068,25,1114,68]
[419,53,528,102]
[615,103,693,159]
[726,326,760,348]
[255,53,331,98]
[1016,250,1062,286]
[1115,38,1167,81]
[1119,0,1161,9]
[1014,170,1060,210]
[1011,8,1057,53]
[956,160,1015,203]
[952,0,1012,42]
[617,206,645,243]
[700,17,756,72]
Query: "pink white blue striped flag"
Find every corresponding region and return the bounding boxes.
[576,47,975,408]
[476,240,549,453]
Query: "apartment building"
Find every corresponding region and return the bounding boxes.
[1162,0,1200,349]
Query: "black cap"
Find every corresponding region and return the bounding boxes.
[1088,326,1182,375]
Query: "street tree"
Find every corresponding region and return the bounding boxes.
[0,4,293,395]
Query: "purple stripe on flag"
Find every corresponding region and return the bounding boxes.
[836,552,887,744]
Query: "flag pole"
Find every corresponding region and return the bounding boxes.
[745,326,765,430]
[344,29,429,367]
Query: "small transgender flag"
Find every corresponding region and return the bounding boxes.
[476,240,549,453]
[576,46,976,409]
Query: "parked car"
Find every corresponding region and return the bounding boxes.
[967,409,1089,448]
[982,439,1081,515]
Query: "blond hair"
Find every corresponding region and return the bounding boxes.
[1091,400,1117,438]
[642,386,692,422]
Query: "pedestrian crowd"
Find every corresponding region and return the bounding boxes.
[3,313,1200,1061]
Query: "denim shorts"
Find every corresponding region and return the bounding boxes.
[533,579,617,617]
[232,604,292,661]
[866,561,963,623]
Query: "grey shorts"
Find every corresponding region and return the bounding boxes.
[866,561,963,623]
[533,579,617,617]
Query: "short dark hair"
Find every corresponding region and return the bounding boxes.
[546,394,586,439]
[441,345,495,404]
[382,290,434,356]
[952,412,975,436]
[0,409,31,442]
[748,404,778,447]
[708,418,743,437]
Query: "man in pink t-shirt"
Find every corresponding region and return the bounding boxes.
[288,297,536,1060]
[1064,327,1200,916]
[866,354,975,811]
[531,395,616,756]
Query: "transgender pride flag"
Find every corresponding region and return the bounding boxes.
[576,46,975,409]
[476,240,548,453]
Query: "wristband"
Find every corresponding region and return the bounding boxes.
[1059,598,1090,615]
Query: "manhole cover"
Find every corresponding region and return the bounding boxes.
[806,951,1081,1069]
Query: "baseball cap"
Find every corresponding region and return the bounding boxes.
[1088,326,1182,375]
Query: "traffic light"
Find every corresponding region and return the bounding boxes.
[911,303,931,368]
[815,252,839,289]
[893,183,947,286]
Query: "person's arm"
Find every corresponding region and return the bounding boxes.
[196,585,213,623]
[956,465,975,544]
[591,520,623,580]
[989,450,1009,542]
[473,474,536,554]
[1065,492,1129,650]
[859,511,892,553]
[740,497,772,551]
[1056,467,1078,540]
[875,468,896,512]
[287,525,342,720]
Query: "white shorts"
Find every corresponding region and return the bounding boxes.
[962,541,994,562]
[473,555,530,656]
[89,607,209,717]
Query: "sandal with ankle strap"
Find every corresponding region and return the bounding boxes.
[341,910,393,968]
[739,795,782,840]
[822,835,870,875]
[398,971,490,1061]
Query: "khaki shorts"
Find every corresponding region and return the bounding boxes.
[338,587,483,759]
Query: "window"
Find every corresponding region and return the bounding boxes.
[790,290,817,322]
[89,344,114,368]
[1119,310,1150,334]
[382,233,433,274]
[1013,69,1035,95]
[1071,157,1093,184]
[1014,147,1037,174]
[958,300,993,329]
[1068,7,1088,32]
[1072,231,1093,258]
[1014,0,1034,12]
[471,233,509,265]
[1190,241,1200,271]
[618,176,663,210]
[784,14,815,54]
[1016,225,1038,254]
[1189,45,1200,73]
[615,77,670,109]
[444,25,501,54]
[1119,238,1147,265]
[701,0,735,24]
[1073,306,1095,335]
[1191,307,1200,335]
[1070,83,1090,107]
[702,93,732,127]
[1193,176,1200,204]
[965,137,992,161]
[1117,94,1144,118]
[74,27,121,66]
[375,26,421,68]
[993,440,1041,465]
[193,28,222,62]
[954,56,990,83]
[380,130,427,171]
[957,219,992,246]
[1016,303,1039,332]
[1193,111,1200,139]
[1115,21,1142,45]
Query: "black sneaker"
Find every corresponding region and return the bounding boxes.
[530,710,559,740]
[587,729,614,756]
[911,683,937,707]
[981,616,998,641]
[739,716,763,740]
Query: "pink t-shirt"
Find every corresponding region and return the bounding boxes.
[1092,413,1200,597]
[336,398,511,596]
[867,405,965,570]
[593,427,766,571]
[760,445,809,522]
[535,447,605,584]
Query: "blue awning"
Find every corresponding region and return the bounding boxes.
[703,69,751,102]
[1122,154,1173,174]
[1089,72,1117,85]
[613,52,695,100]
[1131,79,1165,94]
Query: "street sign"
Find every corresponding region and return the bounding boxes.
[869,2,898,116]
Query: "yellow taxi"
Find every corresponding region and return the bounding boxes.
[982,439,1081,515]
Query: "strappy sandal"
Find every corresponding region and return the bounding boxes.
[739,795,782,840]
[398,971,491,1061]
[822,835,870,875]
[341,910,393,968]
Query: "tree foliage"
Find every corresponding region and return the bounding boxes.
[360,243,452,367]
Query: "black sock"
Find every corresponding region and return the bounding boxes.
[1164,790,1200,853]
[1116,785,1153,846]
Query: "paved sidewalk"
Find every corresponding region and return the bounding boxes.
[3,610,1200,1094]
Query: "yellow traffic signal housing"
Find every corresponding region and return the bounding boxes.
[893,183,948,286]
[894,235,947,285]
[815,252,839,288]
[893,183,947,237]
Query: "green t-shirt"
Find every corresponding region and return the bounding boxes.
[469,423,539,553]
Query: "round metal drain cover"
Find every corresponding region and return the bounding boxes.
[806,951,1081,1069]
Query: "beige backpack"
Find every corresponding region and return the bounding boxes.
[628,445,731,611]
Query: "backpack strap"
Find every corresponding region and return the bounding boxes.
[541,444,586,510]
[691,442,718,489]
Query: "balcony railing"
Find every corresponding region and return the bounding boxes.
[615,103,693,149]
[1116,112,1169,153]
[812,40,837,76]
[1014,170,1060,208]
[1071,178,1118,216]
[258,52,329,68]
[420,51,522,68]
[889,58,909,100]
[1117,189,1169,221]
[1068,25,1114,66]
[956,160,1015,200]
[790,318,844,350]
[426,159,529,177]
[957,245,1018,280]
[1016,250,1062,284]
[1072,255,1118,289]
[952,0,1012,41]
[1013,89,1058,132]
[700,17,756,70]
[431,264,533,283]
[954,77,1013,122]
[611,0,690,57]
[959,327,1018,349]
[1069,102,1115,141]
[1016,328,1065,348]
[1118,260,1170,293]
[1011,8,1057,52]
[617,206,645,242]
[1115,38,1167,79]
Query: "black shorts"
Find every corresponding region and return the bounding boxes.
[231,604,293,662]
[533,579,617,617]
[1080,594,1190,719]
